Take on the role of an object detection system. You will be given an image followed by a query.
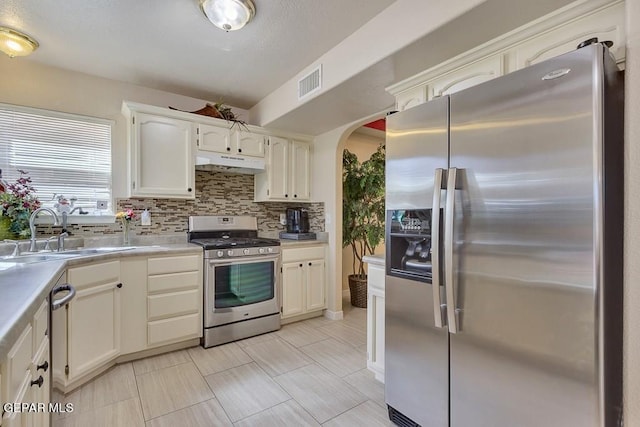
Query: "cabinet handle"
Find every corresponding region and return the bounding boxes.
[308,262,312,266]
[299,263,303,267]
[226,147,231,151]
[30,376,44,388]
[187,188,192,192]
[285,194,288,198]
[37,361,49,372]
[294,194,297,198]
[238,148,242,153]
[117,283,123,289]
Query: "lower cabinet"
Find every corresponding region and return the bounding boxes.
[66,261,121,383]
[365,259,385,383]
[1,300,51,427]
[51,252,202,391]
[147,255,202,347]
[281,245,327,319]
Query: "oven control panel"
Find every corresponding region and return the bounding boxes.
[206,246,280,259]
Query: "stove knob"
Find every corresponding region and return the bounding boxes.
[243,249,250,255]
[217,250,224,258]
[268,247,273,253]
[259,248,265,254]
[227,250,234,256]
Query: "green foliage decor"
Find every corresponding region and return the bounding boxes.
[342,144,385,278]
[0,170,41,239]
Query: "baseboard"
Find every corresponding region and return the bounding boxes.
[324,309,344,320]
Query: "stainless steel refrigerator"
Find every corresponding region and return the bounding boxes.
[384,43,623,427]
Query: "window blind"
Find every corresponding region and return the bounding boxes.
[0,105,113,214]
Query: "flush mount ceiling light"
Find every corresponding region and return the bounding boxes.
[0,27,39,58]
[200,0,256,31]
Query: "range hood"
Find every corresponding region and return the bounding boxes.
[195,151,265,174]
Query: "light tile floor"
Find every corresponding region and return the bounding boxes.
[55,301,392,426]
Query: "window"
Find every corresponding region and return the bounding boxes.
[0,103,114,222]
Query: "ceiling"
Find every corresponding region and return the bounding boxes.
[0,0,395,109]
[2,0,578,135]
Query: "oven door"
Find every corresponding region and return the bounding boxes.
[204,253,280,327]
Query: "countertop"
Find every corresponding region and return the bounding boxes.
[0,243,202,358]
[363,254,385,266]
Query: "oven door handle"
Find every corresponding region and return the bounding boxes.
[207,254,281,266]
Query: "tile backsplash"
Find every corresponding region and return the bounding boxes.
[37,171,324,237]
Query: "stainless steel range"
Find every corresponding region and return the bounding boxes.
[188,216,281,348]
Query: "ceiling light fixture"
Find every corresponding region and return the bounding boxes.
[199,0,256,32]
[0,27,39,58]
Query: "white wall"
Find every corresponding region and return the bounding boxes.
[342,130,385,293]
[624,0,639,422]
[0,56,248,200]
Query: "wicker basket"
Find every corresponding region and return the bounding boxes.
[348,275,368,308]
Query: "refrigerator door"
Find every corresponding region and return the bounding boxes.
[448,46,605,426]
[385,96,449,426]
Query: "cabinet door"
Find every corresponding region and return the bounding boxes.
[132,112,195,199]
[198,124,231,154]
[234,131,265,157]
[430,55,504,98]
[513,2,625,69]
[267,136,289,199]
[305,259,326,312]
[281,262,304,318]
[67,282,120,381]
[32,339,50,427]
[289,141,311,201]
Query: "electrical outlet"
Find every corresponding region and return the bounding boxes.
[96,200,108,210]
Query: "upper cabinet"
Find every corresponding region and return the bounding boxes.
[129,112,196,199]
[197,124,266,158]
[255,136,311,202]
[388,0,625,111]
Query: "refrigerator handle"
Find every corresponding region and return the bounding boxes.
[445,167,460,333]
[431,168,446,328]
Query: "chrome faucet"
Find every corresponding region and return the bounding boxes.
[29,207,60,252]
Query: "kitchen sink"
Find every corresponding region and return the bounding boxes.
[48,246,139,256]
[0,247,140,270]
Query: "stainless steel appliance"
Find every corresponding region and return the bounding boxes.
[385,43,623,427]
[188,216,281,348]
[286,208,310,233]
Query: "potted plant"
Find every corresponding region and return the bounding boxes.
[0,170,41,239]
[342,144,385,308]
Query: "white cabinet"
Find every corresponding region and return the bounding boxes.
[430,55,504,98]
[255,137,311,202]
[127,110,196,199]
[513,2,625,69]
[198,125,266,158]
[147,255,202,347]
[281,245,326,320]
[364,257,385,383]
[66,261,121,382]
[387,1,625,110]
[1,300,51,427]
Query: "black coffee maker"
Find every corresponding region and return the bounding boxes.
[286,208,310,233]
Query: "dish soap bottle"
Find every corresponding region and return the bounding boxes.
[141,209,151,226]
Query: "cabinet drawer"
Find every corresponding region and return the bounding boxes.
[148,255,201,275]
[5,325,32,402]
[68,261,120,289]
[148,271,199,294]
[148,313,200,346]
[32,300,48,351]
[282,245,326,263]
[148,289,200,321]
